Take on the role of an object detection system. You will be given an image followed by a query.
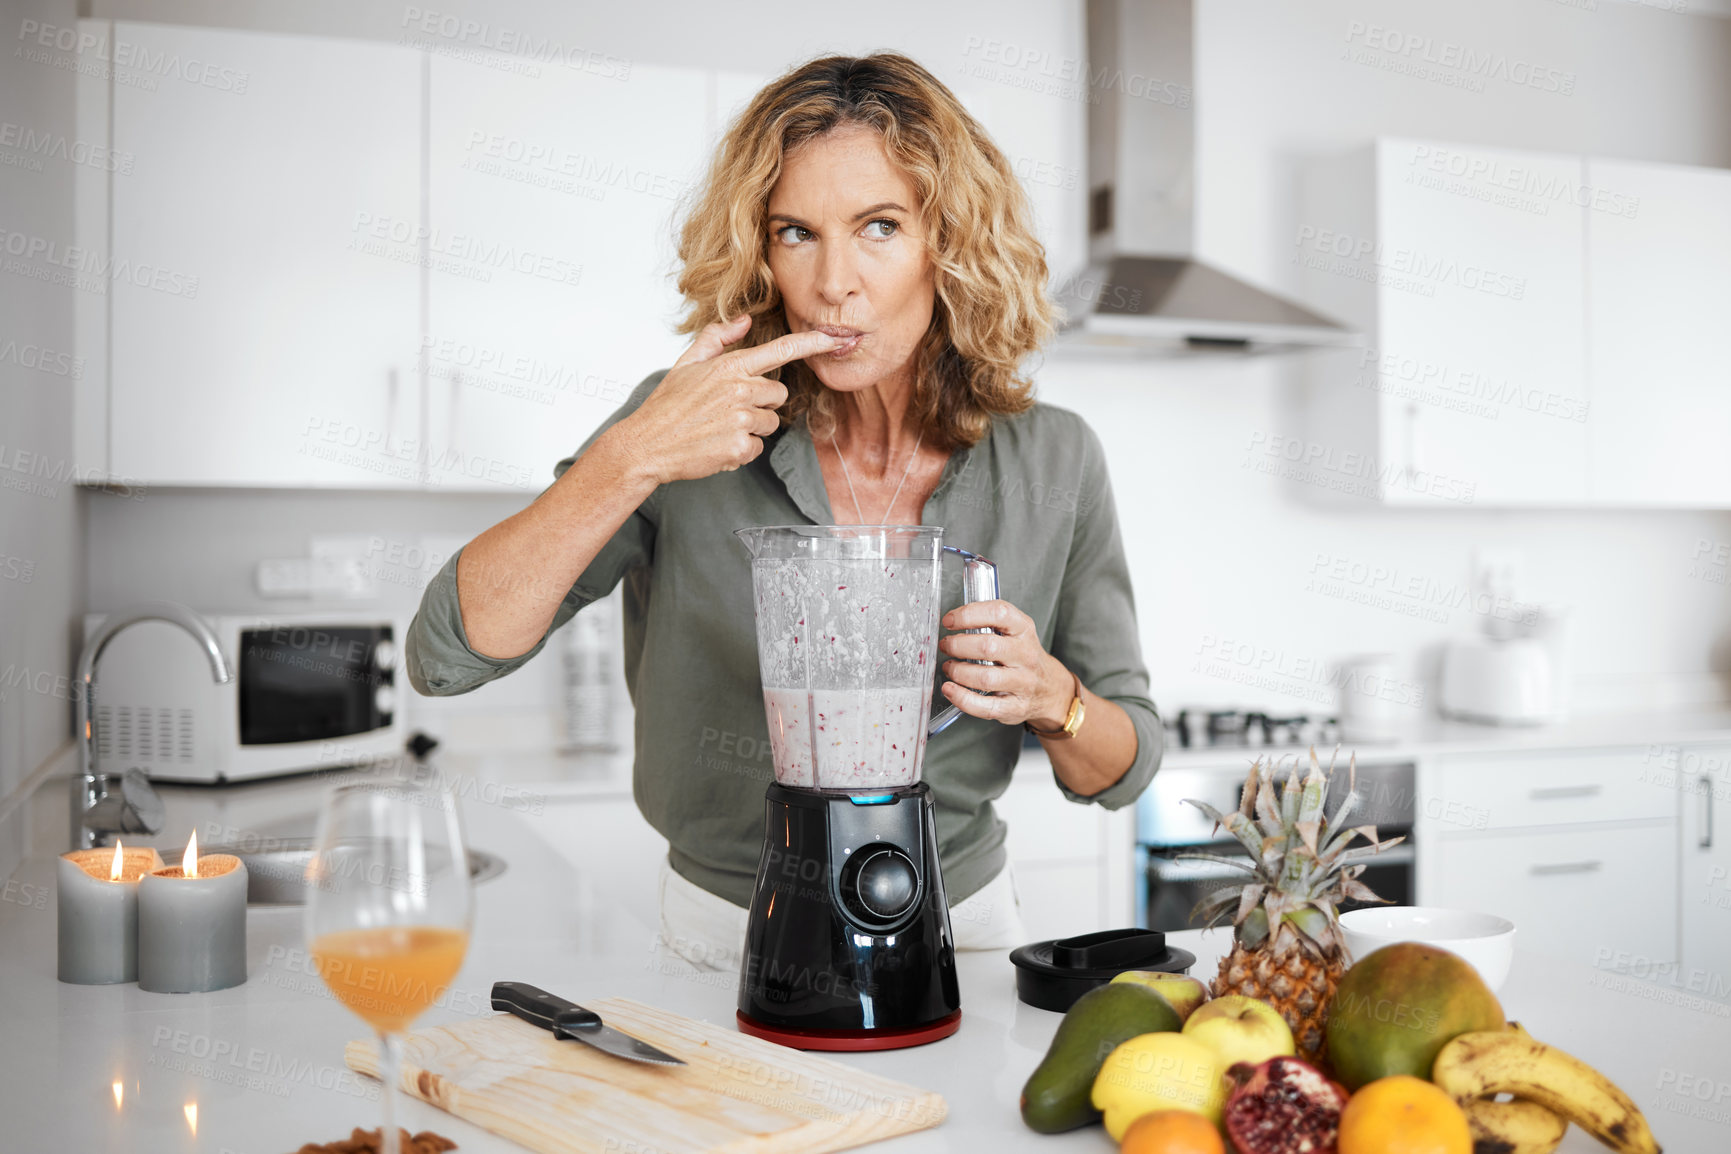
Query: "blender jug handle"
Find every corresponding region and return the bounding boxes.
[929,545,999,737]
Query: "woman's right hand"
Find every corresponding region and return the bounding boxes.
[609,315,842,485]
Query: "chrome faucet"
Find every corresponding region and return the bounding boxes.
[71,601,231,850]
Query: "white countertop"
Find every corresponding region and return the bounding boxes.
[1158,707,1731,770]
[3,761,1727,1153]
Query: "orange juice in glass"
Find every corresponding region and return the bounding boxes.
[308,926,471,1034]
[306,783,473,1154]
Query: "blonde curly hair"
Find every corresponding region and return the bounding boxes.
[674,53,1054,449]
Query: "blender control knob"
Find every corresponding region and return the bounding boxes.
[854,849,918,919]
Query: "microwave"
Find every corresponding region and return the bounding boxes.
[82,611,406,783]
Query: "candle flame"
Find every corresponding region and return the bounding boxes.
[182,830,198,880]
[111,1080,123,1109]
[183,1101,198,1135]
[110,840,123,881]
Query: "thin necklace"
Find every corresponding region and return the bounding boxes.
[831,427,925,525]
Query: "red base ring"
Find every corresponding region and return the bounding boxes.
[736,1008,962,1051]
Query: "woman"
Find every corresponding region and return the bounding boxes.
[406,53,1163,967]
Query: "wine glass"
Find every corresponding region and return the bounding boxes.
[305,781,473,1154]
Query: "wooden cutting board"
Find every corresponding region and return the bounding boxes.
[345,998,947,1154]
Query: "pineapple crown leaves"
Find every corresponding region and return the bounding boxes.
[1179,747,1404,956]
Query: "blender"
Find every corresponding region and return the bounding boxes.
[733,525,997,1050]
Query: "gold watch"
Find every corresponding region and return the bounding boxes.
[1024,672,1085,740]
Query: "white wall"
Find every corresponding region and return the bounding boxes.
[77,0,1731,738]
[1036,354,1731,717]
[0,0,85,875]
[1073,0,1731,716]
[82,488,573,747]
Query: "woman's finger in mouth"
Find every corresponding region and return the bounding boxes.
[813,324,864,357]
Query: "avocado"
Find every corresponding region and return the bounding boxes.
[1019,982,1184,1133]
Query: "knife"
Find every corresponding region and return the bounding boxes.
[490,981,686,1067]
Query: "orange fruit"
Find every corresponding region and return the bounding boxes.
[1119,1109,1226,1154]
[1338,1075,1472,1154]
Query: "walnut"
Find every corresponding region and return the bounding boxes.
[293,1126,457,1154]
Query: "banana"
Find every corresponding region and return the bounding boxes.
[1433,1029,1662,1154]
[1454,1021,1568,1154]
[1460,1097,1568,1154]
[1443,1021,1568,1154]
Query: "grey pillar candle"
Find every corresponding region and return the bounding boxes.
[137,847,248,994]
[58,844,165,984]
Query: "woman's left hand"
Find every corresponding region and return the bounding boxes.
[937,600,1073,729]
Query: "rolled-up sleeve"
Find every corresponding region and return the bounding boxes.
[404,373,665,696]
[1045,420,1164,808]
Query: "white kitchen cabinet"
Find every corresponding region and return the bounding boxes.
[1416,747,1679,970]
[1585,159,1731,506]
[1427,822,1677,970]
[1433,747,1676,832]
[1299,139,1589,507]
[84,26,710,492]
[1304,138,1731,509]
[1010,863,1112,943]
[421,58,703,491]
[1375,139,1590,506]
[104,23,426,487]
[997,747,1138,940]
[1676,746,1731,999]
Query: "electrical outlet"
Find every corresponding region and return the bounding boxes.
[1470,549,1523,597]
[1470,548,1524,639]
[310,536,378,600]
[256,558,312,598]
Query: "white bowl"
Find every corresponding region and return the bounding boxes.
[1339,906,1517,992]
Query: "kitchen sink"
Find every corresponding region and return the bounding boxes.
[203,839,506,905]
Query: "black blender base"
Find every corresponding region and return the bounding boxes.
[737,782,962,1047]
[736,1008,962,1052]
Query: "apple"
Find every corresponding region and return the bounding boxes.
[1109,970,1209,1022]
[1181,994,1296,1072]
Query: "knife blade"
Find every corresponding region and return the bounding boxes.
[490,981,686,1067]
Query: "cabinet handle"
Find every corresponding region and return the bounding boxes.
[449,368,462,461]
[1702,776,1714,850]
[419,363,431,487]
[387,366,400,444]
[1529,785,1602,801]
[1402,402,1420,479]
[1529,860,1602,876]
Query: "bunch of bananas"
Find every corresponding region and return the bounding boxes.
[1431,1023,1661,1154]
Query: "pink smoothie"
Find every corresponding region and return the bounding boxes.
[762,687,929,790]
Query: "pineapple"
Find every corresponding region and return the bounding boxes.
[1181,748,1402,1065]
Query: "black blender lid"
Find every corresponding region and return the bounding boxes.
[1009,928,1198,1013]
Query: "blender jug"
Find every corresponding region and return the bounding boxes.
[735,525,998,792]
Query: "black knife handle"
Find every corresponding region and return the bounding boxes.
[491,981,602,1031]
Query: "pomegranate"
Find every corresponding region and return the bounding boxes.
[1222,1056,1348,1154]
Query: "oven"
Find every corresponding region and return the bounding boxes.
[1136,757,1417,932]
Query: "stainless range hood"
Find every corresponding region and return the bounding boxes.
[1056,0,1355,351]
